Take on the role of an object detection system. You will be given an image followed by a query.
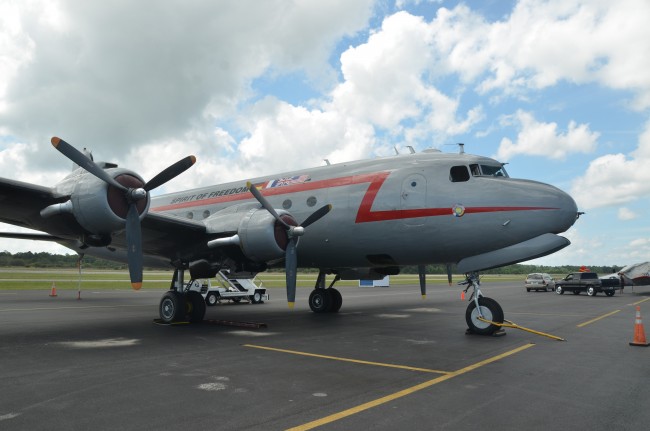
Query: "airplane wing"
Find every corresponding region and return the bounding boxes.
[0,176,211,265]
[0,177,66,229]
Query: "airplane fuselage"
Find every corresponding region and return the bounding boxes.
[148,151,577,270]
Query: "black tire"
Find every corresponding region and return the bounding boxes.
[159,291,185,323]
[329,288,342,313]
[205,292,219,306]
[186,291,206,322]
[556,285,564,295]
[526,288,531,292]
[309,289,332,313]
[605,289,615,297]
[465,297,504,336]
[250,291,263,304]
[587,286,596,296]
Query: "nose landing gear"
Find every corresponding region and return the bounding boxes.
[460,273,504,336]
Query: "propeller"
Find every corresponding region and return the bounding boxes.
[51,137,196,289]
[246,181,331,307]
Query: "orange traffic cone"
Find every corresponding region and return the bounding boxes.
[629,306,649,347]
[49,282,58,297]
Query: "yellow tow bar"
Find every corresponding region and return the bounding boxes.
[478,317,566,341]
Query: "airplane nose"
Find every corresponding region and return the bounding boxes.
[549,185,579,233]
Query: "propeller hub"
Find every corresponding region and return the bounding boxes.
[290,226,305,237]
[129,188,147,202]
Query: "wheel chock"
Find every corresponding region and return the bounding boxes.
[477,317,565,341]
[152,319,190,326]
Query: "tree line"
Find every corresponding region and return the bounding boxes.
[0,251,126,269]
[0,251,625,275]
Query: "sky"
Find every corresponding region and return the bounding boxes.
[1,0,649,268]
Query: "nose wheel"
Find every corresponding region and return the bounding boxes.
[465,297,504,335]
[460,272,504,336]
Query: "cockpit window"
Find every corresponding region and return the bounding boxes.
[449,165,470,182]
[469,164,509,178]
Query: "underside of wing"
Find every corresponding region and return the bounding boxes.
[0,177,66,230]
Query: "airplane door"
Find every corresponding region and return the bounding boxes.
[401,173,427,226]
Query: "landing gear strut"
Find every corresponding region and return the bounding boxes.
[460,273,504,335]
[308,271,342,313]
[158,267,207,323]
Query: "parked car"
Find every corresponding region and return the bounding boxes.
[525,273,555,292]
[554,272,617,296]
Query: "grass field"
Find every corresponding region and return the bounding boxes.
[0,268,526,290]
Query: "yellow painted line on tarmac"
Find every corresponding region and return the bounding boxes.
[244,344,450,374]
[285,343,535,431]
[631,297,650,306]
[576,310,621,328]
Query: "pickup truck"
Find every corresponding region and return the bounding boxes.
[554,272,618,296]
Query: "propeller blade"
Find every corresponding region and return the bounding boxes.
[285,238,298,308]
[51,137,127,191]
[246,182,291,229]
[145,155,196,192]
[300,204,332,228]
[125,203,143,290]
[418,265,426,298]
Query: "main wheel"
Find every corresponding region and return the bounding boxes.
[309,289,332,313]
[556,285,564,295]
[329,288,342,313]
[465,297,504,336]
[573,290,580,295]
[185,291,206,322]
[587,286,596,296]
[159,291,185,323]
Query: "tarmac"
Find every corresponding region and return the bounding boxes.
[1,281,649,430]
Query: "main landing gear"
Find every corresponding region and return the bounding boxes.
[460,272,504,336]
[308,271,342,313]
[159,268,207,323]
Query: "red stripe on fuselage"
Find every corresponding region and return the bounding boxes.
[151,171,557,223]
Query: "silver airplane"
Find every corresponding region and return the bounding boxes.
[0,137,579,335]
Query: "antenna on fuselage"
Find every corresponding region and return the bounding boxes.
[394,146,399,155]
[457,143,464,154]
[324,159,331,166]
[406,146,415,154]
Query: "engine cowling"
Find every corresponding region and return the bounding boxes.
[65,168,150,235]
[206,206,298,264]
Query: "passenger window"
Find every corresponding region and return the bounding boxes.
[449,166,470,182]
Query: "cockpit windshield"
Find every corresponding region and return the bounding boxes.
[469,164,509,178]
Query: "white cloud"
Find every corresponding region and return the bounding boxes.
[495,110,599,161]
[0,0,374,175]
[572,120,650,210]
[424,1,650,108]
[618,207,638,221]
[330,11,483,145]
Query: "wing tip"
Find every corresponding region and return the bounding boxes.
[287,301,295,309]
[51,137,61,147]
[131,282,143,290]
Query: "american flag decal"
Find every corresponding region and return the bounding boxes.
[265,175,311,189]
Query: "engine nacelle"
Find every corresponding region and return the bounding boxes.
[205,205,297,264]
[49,168,150,236]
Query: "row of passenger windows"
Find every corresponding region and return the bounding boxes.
[449,164,509,182]
[182,195,320,219]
